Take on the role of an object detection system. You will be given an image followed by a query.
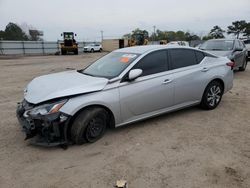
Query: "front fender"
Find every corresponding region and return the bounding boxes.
[60,88,121,125]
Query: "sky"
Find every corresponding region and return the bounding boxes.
[0,0,250,41]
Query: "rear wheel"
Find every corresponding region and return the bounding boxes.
[200,80,223,110]
[239,58,247,71]
[71,107,108,145]
[91,48,94,53]
[99,48,102,52]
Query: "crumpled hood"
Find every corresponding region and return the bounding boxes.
[25,70,108,104]
[206,50,231,57]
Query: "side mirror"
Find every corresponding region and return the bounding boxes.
[128,69,143,81]
[75,34,77,36]
[61,33,63,36]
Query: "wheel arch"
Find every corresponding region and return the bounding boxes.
[202,77,225,98]
[67,104,115,134]
[200,78,225,110]
[209,78,225,94]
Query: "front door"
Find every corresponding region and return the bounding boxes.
[119,50,174,123]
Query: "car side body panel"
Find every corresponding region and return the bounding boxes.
[60,82,122,124]
[60,54,233,128]
[119,72,175,123]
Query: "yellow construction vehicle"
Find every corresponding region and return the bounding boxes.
[159,40,167,45]
[60,32,78,55]
[128,33,148,47]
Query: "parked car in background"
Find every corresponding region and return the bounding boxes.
[167,41,189,46]
[243,39,250,60]
[195,43,202,49]
[84,43,102,53]
[17,45,234,147]
[199,39,248,71]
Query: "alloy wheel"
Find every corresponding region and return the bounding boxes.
[207,85,222,107]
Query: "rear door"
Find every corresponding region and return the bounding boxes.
[169,49,207,105]
[119,50,174,122]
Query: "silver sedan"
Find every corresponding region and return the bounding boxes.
[17,45,234,147]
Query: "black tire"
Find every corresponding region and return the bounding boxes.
[239,58,247,71]
[71,107,108,145]
[61,50,65,55]
[74,49,78,55]
[91,48,94,53]
[99,48,102,52]
[200,80,223,110]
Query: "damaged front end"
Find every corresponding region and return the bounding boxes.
[16,99,71,147]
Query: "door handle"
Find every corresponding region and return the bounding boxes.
[163,79,172,84]
[201,67,209,72]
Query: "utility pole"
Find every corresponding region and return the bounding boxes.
[101,30,104,42]
[153,26,156,42]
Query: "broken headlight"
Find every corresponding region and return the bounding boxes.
[29,100,68,116]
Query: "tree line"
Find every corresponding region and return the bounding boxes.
[123,20,250,42]
[0,22,42,41]
[0,20,249,41]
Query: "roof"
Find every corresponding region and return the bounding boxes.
[114,45,195,54]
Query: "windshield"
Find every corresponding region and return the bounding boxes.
[82,52,139,79]
[200,40,234,51]
[64,33,73,39]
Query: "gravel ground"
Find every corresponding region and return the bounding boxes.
[0,54,250,188]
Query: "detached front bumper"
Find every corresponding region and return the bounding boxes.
[16,101,71,147]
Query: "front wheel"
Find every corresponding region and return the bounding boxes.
[61,49,66,55]
[200,81,223,110]
[71,108,108,145]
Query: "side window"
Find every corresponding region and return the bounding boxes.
[133,50,168,76]
[195,51,205,63]
[169,49,197,69]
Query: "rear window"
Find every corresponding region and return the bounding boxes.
[200,40,234,51]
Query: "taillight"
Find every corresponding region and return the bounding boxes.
[226,62,235,70]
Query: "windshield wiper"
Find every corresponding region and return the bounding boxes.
[83,72,96,77]
[77,70,94,77]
